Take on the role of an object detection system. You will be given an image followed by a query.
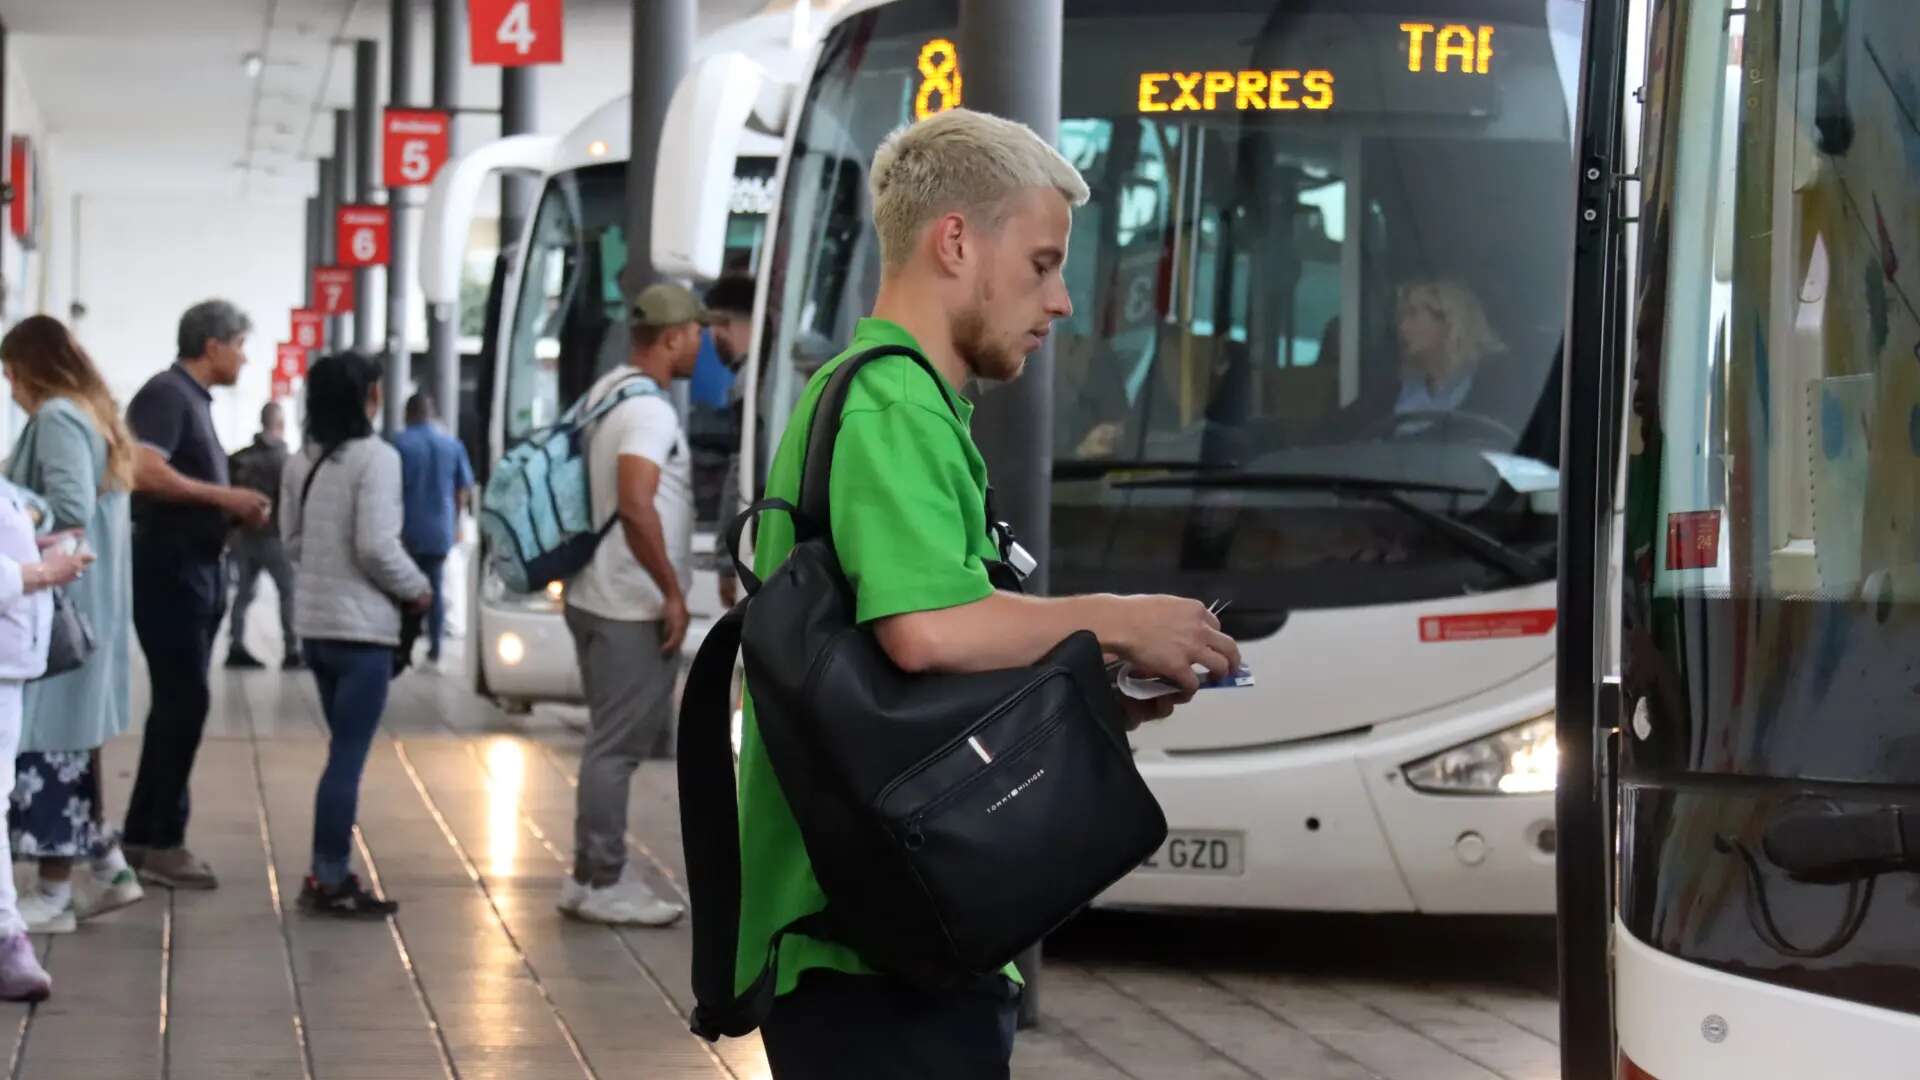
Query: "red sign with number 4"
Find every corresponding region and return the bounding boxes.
[337,206,391,268]
[384,109,450,187]
[314,267,355,314]
[469,0,563,66]
[290,310,324,351]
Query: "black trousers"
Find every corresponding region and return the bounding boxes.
[123,549,225,850]
[761,971,1020,1080]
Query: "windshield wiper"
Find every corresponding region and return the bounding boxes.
[1053,459,1234,480]
[1114,473,1551,583]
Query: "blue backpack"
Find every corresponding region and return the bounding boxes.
[480,374,665,594]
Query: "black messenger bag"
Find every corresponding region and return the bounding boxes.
[676,344,1167,1041]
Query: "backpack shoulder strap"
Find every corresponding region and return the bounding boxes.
[577,371,665,429]
[676,597,833,1041]
[793,344,962,543]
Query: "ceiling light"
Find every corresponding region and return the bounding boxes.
[243,52,264,78]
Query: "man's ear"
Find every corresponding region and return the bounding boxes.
[929,211,971,277]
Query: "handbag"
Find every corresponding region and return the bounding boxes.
[676,344,1167,1040]
[34,585,96,681]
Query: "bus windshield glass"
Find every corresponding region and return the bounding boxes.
[757,0,1583,614]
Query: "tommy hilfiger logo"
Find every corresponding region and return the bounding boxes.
[986,769,1046,814]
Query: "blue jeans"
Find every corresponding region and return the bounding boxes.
[409,553,447,660]
[304,640,394,887]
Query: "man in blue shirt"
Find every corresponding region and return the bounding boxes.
[392,393,474,672]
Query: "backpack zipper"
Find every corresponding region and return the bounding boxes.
[902,706,1072,850]
[873,667,1065,814]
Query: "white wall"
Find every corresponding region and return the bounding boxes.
[67,194,305,452]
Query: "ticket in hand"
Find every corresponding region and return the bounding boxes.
[1109,661,1255,701]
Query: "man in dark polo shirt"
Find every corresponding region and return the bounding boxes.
[122,299,271,891]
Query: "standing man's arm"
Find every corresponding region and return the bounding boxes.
[128,392,269,528]
[614,455,685,653]
[455,442,476,519]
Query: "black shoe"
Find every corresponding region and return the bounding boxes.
[298,874,398,919]
[225,647,265,670]
[283,652,306,671]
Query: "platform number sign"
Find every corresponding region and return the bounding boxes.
[383,109,450,188]
[275,342,308,383]
[314,267,355,314]
[468,0,562,66]
[336,206,391,268]
[290,309,324,351]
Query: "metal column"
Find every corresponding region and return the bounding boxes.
[500,67,537,255]
[958,0,1064,1029]
[353,38,382,379]
[386,6,415,434]
[320,147,344,349]
[428,0,463,434]
[305,196,321,307]
[621,0,695,296]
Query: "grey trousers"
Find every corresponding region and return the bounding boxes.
[230,530,296,652]
[563,605,675,886]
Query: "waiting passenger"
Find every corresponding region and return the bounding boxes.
[556,284,705,927]
[281,353,430,918]
[226,401,300,670]
[0,480,95,1000]
[0,315,144,932]
[392,392,474,674]
[740,108,1236,1079]
[122,299,272,892]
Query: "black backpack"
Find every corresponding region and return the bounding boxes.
[676,344,1167,1041]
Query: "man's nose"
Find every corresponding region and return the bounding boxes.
[1047,278,1073,319]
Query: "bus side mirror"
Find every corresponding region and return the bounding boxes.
[654,51,776,281]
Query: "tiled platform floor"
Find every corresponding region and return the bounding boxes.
[0,614,1562,1079]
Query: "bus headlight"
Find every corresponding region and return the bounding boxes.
[496,632,526,667]
[1403,714,1557,795]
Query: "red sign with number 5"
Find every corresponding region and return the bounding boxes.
[469,0,563,66]
[384,109,450,188]
[337,206,391,268]
[314,267,355,314]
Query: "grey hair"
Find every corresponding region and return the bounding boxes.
[177,299,252,360]
[869,108,1090,270]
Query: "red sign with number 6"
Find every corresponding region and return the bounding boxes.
[469,0,563,66]
[290,310,324,351]
[314,267,355,314]
[384,109,450,188]
[337,206,391,268]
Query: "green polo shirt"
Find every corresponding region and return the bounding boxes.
[734,317,1021,997]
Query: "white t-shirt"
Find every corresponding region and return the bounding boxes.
[564,368,694,622]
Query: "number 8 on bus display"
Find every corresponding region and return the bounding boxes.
[467,0,563,67]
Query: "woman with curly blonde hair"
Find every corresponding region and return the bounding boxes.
[1,314,143,933]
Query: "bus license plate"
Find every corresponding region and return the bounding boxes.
[1139,830,1244,876]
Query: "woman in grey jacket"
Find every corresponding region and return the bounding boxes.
[281,353,429,918]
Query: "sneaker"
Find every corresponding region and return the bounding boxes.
[567,879,683,927]
[135,847,218,891]
[556,876,588,915]
[16,889,75,935]
[298,874,398,920]
[0,934,50,1002]
[225,646,266,670]
[75,867,145,921]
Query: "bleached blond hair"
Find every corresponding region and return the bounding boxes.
[869,108,1090,270]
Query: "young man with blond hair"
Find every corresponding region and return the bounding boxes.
[739,108,1239,1077]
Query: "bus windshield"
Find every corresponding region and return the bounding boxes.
[757,0,1581,613]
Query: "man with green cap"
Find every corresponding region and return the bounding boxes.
[558,282,708,926]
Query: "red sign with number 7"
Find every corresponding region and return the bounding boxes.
[468,0,563,66]
[314,267,354,315]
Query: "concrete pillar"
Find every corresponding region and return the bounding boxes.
[320,147,344,349]
[353,38,382,388]
[332,109,353,350]
[958,0,1064,1028]
[500,67,537,252]
[620,0,696,297]
[386,7,416,434]
[428,0,463,436]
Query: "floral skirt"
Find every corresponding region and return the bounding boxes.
[10,750,112,861]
